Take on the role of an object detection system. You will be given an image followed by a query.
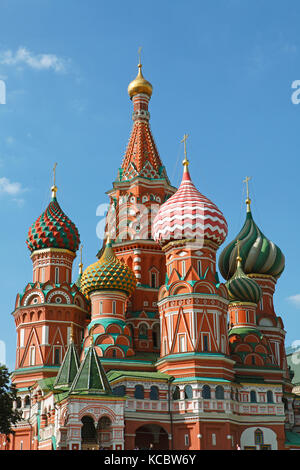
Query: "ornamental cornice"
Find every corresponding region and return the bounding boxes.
[31,248,76,259]
[158,293,229,309]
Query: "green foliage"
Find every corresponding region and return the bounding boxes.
[0,365,22,437]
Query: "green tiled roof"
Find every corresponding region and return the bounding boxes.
[107,370,172,383]
[70,345,112,395]
[54,342,80,389]
[285,431,300,446]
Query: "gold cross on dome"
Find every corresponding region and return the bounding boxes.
[243,176,251,199]
[53,162,57,186]
[138,46,142,66]
[243,176,252,212]
[181,133,189,168]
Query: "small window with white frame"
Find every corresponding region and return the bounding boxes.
[179,334,186,353]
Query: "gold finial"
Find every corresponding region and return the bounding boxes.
[89,325,96,346]
[181,134,189,170]
[236,239,242,266]
[128,48,153,99]
[243,176,252,212]
[51,162,58,198]
[79,244,83,275]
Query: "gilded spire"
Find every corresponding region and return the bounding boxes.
[243,176,251,213]
[51,162,58,198]
[79,244,83,275]
[181,134,189,171]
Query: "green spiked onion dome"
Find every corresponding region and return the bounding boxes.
[226,256,262,304]
[219,210,285,281]
[81,240,137,298]
[26,195,80,253]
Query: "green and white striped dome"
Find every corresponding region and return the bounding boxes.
[219,210,285,280]
[226,257,262,304]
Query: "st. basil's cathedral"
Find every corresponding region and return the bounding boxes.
[2,58,300,451]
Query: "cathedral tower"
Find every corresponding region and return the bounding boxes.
[104,57,176,355]
[12,173,88,389]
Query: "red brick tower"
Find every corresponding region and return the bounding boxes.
[152,145,234,381]
[11,175,88,389]
[104,59,176,354]
[218,180,288,383]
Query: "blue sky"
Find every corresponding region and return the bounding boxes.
[1,0,300,370]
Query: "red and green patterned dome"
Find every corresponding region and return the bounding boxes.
[81,240,136,298]
[26,196,80,253]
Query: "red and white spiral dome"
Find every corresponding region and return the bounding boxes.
[152,165,228,247]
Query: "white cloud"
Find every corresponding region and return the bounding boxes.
[287,294,300,307]
[0,176,24,195]
[0,47,69,73]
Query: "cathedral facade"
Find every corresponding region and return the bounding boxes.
[2,60,300,451]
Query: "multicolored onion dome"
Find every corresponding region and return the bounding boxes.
[152,165,228,247]
[81,240,136,298]
[226,256,262,304]
[26,196,80,253]
[218,210,285,280]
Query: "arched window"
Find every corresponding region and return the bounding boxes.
[230,388,234,400]
[250,390,257,403]
[112,385,126,397]
[152,324,160,349]
[134,385,144,399]
[215,385,224,400]
[24,395,30,408]
[172,386,180,400]
[184,385,193,399]
[138,324,148,339]
[150,386,159,400]
[81,416,97,443]
[16,397,22,409]
[202,385,211,399]
[235,391,239,402]
[254,428,264,445]
[267,390,273,403]
[98,416,111,430]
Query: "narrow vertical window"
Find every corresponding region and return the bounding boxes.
[99,301,103,314]
[181,260,186,278]
[184,434,189,446]
[55,267,59,284]
[20,329,25,348]
[112,301,116,314]
[197,260,202,277]
[179,334,186,352]
[203,335,209,352]
[41,267,45,283]
[29,346,35,366]
[212,433,216,446]
[54,347,60,365]
[151,272,157,288]
[66,270,69,283]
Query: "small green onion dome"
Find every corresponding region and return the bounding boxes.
[226,256,262,304]
[26,196,80,253]
[81,240,136,298]
[219,210,285,280]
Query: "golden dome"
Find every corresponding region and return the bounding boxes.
[128,63,153,99]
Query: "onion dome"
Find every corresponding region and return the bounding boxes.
[81,239,136,298]
[26,184,80,253]
[219,207,285,281]
[226,251,262,304]
[128,63,153,99]
[152,158,228,247]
